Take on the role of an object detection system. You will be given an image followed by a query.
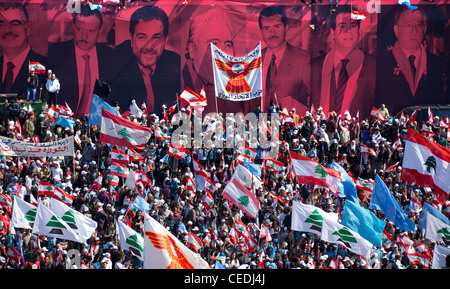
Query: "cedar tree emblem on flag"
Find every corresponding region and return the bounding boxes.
[305,209,323,232]
[314,165,328,178]
[332,227,357,249]
[214,57,262,94]
[423,156,436,173]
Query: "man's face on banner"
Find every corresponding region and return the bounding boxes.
[0,6,30,53]
[394,10,427,52]
[190,21,234,74]
[131,19,166,70]
[260,14,286,51]
[333,13,360,53]
[73,15,101,52]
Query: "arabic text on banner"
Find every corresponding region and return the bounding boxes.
[0,136,74,157]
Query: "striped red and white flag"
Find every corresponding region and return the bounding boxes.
[289,151,341,194]
[401,128,450,203]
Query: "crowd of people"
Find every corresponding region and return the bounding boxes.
[0,95,449,270]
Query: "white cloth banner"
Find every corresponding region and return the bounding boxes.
[0,136,74,157]
[211,42,262,101]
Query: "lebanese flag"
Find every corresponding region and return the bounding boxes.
[289,151,341,194]
[421,122,436,138]
[392,137,403,151]
[46,105,59,121]
[205,178,219,195]
[351,9,366,22]
[186,176,196,192]
[408,107,418,125]
[356,178,374,193]
[14,118,22,136]
[29,61,46,74]
[135,170,151,187]
[236,153,254,164]
[385,161,400,173]
[401,128,450,203]
[178,87,204,106]
[90,174,103,190]
[26,103,35,119]
[265,157,283,173]
[237,143,257,160]
[59,102,74,117]
[369,107,385,122]
[109,175,119,186]
[259,223,272,242]
[360,144,376,156]
[186,232,203,253]
[100,109,152,149]
[38,182,73,206]
[111,148,129,165]
[222,178,260,219]
[427,106,433,124]
[234,220,258,251]
[110,163,130,178]
[127,147,143,162]
[202,191,215,213]
[168,143,190,159]
[155,126,170,141]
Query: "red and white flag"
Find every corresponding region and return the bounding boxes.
[360,144,376,157]
[155,126,170,141]
[289,151,341,194]
[111,148,129,165]
[385,161,400,173]
[392,137,403,151]
[265,157,283,173]
[168,143,190,159]
[369,107,385,122]
[401,128,450,203]
[127,147,143,162]
[100,109,152,149]
[46,105,59,121]
[186,232,203,253]
[38,182,73,206]
[356,178,374,193]
[421,122,436,138]
[223,178,261,219]
[90,174,103,190]
[59,102,74,117]
[110,163,130,178]
[14,118,22,136]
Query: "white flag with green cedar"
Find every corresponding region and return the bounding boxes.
[321,217,373,259]
[291,200,338,236]
[11,197,37,230]
[50,198,97,244]
[32,203,82,243]
[116,219,144,260]
[425,211,450,244]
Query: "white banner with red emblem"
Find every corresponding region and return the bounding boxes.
[211,42,263,101]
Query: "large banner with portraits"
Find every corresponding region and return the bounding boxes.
[0,0,449,120]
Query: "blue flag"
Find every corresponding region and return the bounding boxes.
[341,199,386,248]
[369,175,416,232]
[215,260,225,269]
[418,202,450,229]
[88,93,120,126]
[56,115,74,130]
[243,161,261,178]
[330,161,358,203]
[131,195,150,213]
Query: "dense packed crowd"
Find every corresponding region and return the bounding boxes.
[0,98,449,270]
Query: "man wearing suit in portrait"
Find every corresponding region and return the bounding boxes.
[0,3,47,98]
[375,6,444,116]
[111,5,180,117]
[259,5,311,115]
[311,6,376,119]
[47,4,118,119]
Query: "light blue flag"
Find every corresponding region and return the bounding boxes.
[369,175,416,232]
[330,161,358,203]
[131,195,150,213]
[418,202,450,229]
[215,260,225,269]
[243,161,261,178]
[56,114,74,130]
[341,199,386,248]
[88,93,120,126]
